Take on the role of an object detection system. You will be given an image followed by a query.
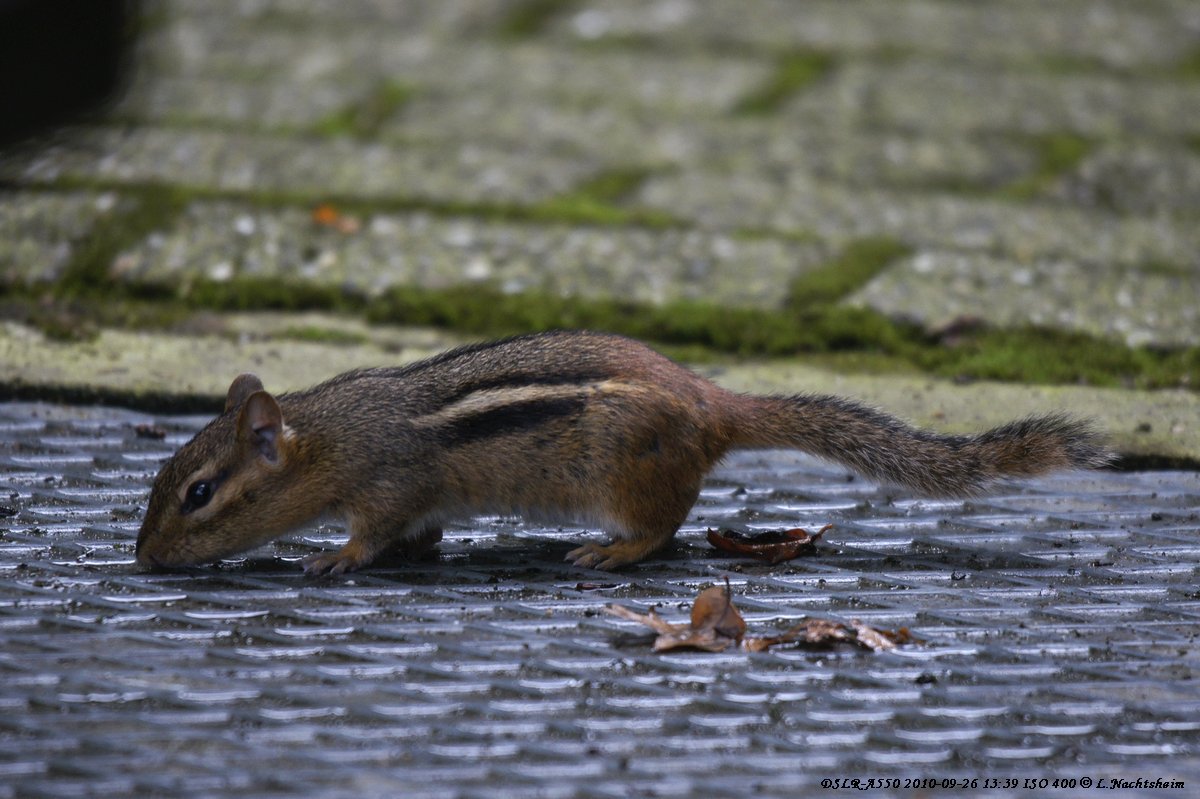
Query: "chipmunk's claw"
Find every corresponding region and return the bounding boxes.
[302,547,364,576]
[565,542,611,569]
[566,538,662,570]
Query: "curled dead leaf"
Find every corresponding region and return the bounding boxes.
[691,584,747,642]
[848,620,916,651]
[609,583,918,655]
[706,524,831,564]
[744,618,918,653]
[606,579,746,652]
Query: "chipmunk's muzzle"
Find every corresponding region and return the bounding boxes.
[135,520,179,570]
[134,524,160,569]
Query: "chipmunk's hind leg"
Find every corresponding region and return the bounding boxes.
[565,391,722,570]
[565,535,671,570]
[565,478,701,570]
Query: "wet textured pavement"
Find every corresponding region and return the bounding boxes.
[2,401,1199,797]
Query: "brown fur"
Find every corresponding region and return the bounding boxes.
[136,330,1112,573]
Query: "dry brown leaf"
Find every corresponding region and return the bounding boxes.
[609,585,918,655]
[311,203,361,234]
[605,603,679,636]
[849,620,916,652]
[706,524,831,565]
[311,203,340,226]
[690,584,747,642]
[743,618,918,653]
[606,580,746,652]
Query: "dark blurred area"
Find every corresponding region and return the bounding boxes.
[0,0,139,148]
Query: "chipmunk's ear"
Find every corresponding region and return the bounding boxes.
[237,390,284,463]
[225,373,266,413]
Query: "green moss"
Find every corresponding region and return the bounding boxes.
[311,81,416,139]
[38,173,681,233]
[919,327,1200,390]
[1137,260,1196,279]
[788,237,911,309]
[528,167,681,228]
[497,0,578,38]
[1171,46,1200,80]
[364,283,795,356]
[185,277,360,312]
[56,184,190,298]
[0,299,99,342]
[359,283,1197,389]
[999,132,1093,200]
[277,325,370,346]
[567,168,652,204]
[10,273,1197,391]
[733,50,835,116]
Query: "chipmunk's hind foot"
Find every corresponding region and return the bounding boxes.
[565,536,670,570]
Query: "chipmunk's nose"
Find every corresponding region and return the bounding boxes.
[135,524,162,569]
[135,540,159,569]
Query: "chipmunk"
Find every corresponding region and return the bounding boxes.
[136,330,1111,574]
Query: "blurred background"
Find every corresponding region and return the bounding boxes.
[0,0,1197,393]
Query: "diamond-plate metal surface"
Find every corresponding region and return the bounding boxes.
[1,401,1198,797]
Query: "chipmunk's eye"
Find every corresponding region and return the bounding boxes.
[182,480,215,514]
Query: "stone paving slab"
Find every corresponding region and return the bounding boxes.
[1,127,601,205]
[633,173,1200,346]
[1049,143,1200,215]
[0,319,463,405]
[789,60,1200,138]
[146,0,517,31]
[1,401,1198,797]
[0,190,119,285]
[846,251,1199,348]
[134,0,518,78]
[550,0,1200,71]
[134,24,767,117]
[634,170,1200,270]
[391,99,1039,190]
[112,73,379,131]
[111,201,827,307]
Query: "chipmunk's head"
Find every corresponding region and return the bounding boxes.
[137,374,299,569]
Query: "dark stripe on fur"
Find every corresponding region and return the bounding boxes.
[436,396,588,446]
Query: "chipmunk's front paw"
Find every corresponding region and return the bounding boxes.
[302,544,368,576]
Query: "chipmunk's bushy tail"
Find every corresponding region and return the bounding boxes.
[727,394,1112,496]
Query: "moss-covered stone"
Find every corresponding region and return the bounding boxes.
[311,81,417,139]
[732,50,835,116]
[498,0,579,39]
[999,133,1094,201]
